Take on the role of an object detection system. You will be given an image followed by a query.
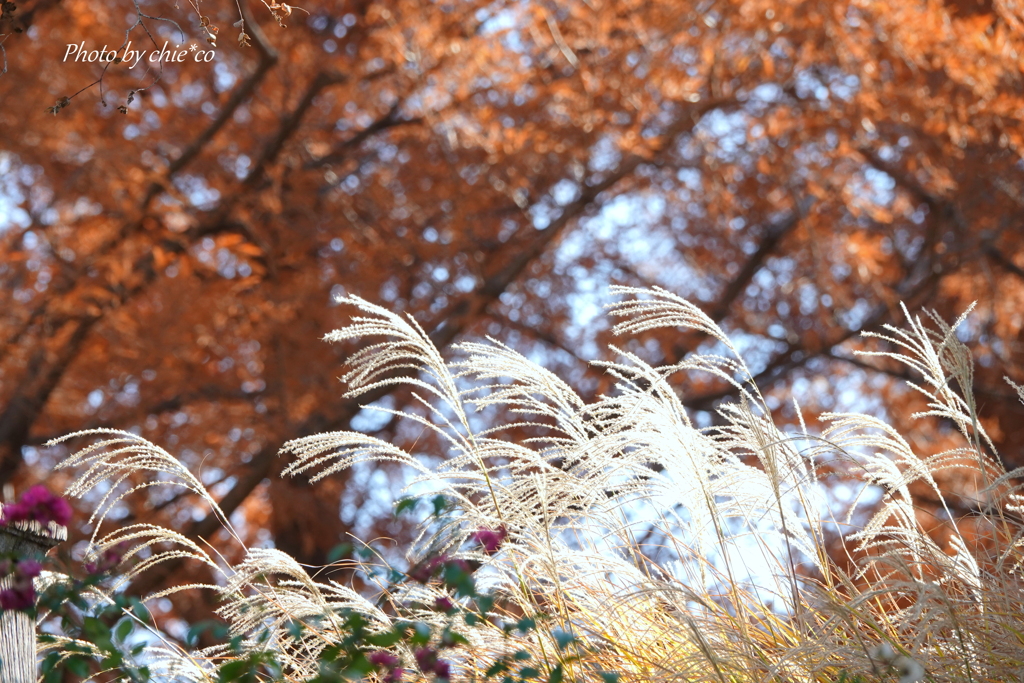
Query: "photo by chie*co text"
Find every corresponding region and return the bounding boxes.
[63,41,216,67]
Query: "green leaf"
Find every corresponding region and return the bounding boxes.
[455,577,477,597]
[442,562,467,583]
[129,597,150,624]
[217,660,249,682]
[431,495,448,516]
[519,666,541,679]
[345,611,368,633]
[40,651,63,674]
[286,620,306,639]
[319,643,343,664]
[100,650,124,669]
[441,630,469,646]
[394,496,419,516]
[341,654,374,678]
[67,657,91,676]
[81,616,107,642]
[186,620,226,647]
[326,543,352,563]
[409,622,433,646]
[553,631,576,651]
[513,650,531,661]
[548,664,564,683]
[115,618,133,643]
[598,673,620,683]
[516,617,536,633]
[366,629,402,647]
[485,659,510,677]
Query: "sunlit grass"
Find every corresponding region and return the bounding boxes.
[47,288,1024,682]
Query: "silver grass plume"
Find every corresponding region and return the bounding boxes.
[46,288,1024,682]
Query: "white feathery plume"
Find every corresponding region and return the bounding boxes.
[47,288,1024,681]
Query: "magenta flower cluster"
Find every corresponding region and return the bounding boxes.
[0,486,73,612]
[415,646,451,680]
[408,555,471,584]
[368,650,404,682]
[84,541,129,575]
[0,558,42,611]
[471,526,507,555]
[1,485,72,528]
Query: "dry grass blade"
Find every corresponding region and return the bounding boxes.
[48,288,1024,682]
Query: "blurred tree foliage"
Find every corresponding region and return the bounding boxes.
[1,0,1023,639]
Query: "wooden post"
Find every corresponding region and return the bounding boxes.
[0,519,66,683]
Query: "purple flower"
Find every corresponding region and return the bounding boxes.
[0,558,44,612]
[410,553,462,583]
[1,485,72,527]
[0,585,35,611]
[414,646,450,679]
[443,558,471,574]
[414,647,438,672]
[16,559,41,579]
[83,541,129,575]
[408,564,432,583]
[368,650,400,669]
[368,649,403,681]
[472,526,507,555]
[408,555,443,583]
[434,596,455,613]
